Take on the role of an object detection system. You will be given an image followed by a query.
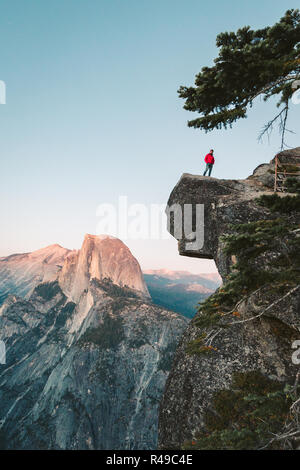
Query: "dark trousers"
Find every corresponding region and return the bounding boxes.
[203,163,213,176]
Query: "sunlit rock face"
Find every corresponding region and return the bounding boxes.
[58,234,150,302]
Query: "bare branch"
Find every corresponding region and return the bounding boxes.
[228,285,300,325]
[258,106,288,144]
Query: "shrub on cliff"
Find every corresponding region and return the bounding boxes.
[183,371,299,450]
[191,214,300,334]
[257,193,300,213]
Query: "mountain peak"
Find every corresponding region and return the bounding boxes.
[84,234,117,241]
[28,243,71,260]
[58,234,149,302]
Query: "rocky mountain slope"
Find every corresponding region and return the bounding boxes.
[0,235,187,449]
[158,148,300,450]
[0,244,71,304]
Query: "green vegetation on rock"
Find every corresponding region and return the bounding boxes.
[284,177,300,194]
[183,371,298,450]
[256,193,300,213]
[34,281,62,301]
[190,203,299,345]
[78,313,125,349]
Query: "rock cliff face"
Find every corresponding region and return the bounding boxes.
[166,147,300,280]
[0,236,187,449]
[158,148,300,450]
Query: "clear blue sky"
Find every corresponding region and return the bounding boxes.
[0,0,299,273]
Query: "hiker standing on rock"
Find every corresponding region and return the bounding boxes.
[203,149,215,176]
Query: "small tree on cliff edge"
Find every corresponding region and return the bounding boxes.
[178,9,300,149]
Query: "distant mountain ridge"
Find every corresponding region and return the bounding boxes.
[143,269,221,318]
[144,269,221,286]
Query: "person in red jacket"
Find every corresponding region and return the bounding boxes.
[203,149,215,176]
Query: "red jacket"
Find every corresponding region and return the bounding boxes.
[205,153,215,164]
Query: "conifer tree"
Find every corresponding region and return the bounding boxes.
[178,9,300,148]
